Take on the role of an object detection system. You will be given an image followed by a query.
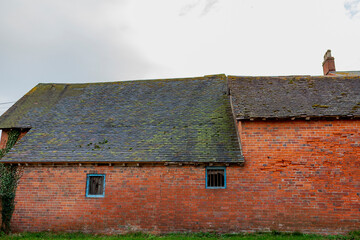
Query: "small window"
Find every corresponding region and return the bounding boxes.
[206,167,226,189]
[86,174,105,197]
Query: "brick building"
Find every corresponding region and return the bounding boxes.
[0,51,359,234]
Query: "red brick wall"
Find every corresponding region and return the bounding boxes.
[12,120,360,234]
[237,119,360,233]
[0,129,9,149]
[13,165,245,233]
[0,129,29,150]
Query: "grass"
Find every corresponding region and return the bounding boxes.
[0,231,359,240]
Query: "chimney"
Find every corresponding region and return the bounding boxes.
[322,49,335,75]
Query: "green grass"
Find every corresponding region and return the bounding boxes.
[0,231,359,240]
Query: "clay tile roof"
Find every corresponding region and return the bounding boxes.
[228,75,360,120]
[0,75,243,163]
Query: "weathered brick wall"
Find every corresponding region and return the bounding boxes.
[237,119,360,233]
[12,120,360,234]
[0,129,9,149]
[13,165,245,233]
[0,129,29,150]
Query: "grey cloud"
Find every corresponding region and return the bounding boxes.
[0,0,153,109]
[344,0,360,18]
[201,0,219,16]
[179,0,218,17]
[179,0,201,16]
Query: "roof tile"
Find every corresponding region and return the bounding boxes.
[0,76,243,163]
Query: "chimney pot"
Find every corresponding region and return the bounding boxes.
[322,49,336,75]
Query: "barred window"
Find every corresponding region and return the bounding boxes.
[206,167,226,189]
[86,174,105,197]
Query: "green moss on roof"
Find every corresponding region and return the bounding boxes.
[0,75,243,163]
[312,104,329,108]
[0,84,84,128]
[229,75,360,119]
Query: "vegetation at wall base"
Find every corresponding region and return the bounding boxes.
[0,129,22,234]
[0,231,359,240]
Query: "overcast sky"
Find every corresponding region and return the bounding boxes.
[1,0,360,115]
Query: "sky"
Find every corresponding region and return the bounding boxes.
[1,0,360,116]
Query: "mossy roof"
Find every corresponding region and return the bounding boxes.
[329,71,360,76]
[0,75,243,163]
[228,75,360,120]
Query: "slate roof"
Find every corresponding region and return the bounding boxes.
[0,75,243,163]
[228,75,360,120]
[329,71,360,76]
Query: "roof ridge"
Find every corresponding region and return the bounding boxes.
[35,74,227,86]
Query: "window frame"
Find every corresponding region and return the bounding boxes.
[86,174,106,198]
[205,166,226,189]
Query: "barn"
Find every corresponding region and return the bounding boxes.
[0,51,359,234]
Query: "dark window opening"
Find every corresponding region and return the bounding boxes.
[206,167,226,189]
[86,174,105,197]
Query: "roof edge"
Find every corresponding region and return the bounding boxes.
[237,115,360,121]
[33,74,228,86]
[0,160,245,165]
[228,75,360,79]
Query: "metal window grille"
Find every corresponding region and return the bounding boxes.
[206,168,225,188]
[86,174,105,197]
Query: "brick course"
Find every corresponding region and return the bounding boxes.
[11,120,360,234]
[237,119,360,233]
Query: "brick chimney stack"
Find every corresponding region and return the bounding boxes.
[322,50,336,75]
